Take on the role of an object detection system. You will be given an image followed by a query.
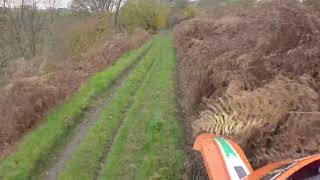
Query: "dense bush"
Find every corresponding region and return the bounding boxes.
[175,0,320,168]
[61,13,113,57]
[120,0,170,31]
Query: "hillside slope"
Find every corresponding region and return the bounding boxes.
[0,31,149,160]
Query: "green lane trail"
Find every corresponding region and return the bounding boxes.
[0,33,185,180]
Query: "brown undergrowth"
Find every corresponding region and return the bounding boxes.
[0,31,149,158]
[174,0,320,168]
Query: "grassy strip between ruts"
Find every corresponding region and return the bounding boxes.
[58,36,162,180]
[100,34,185,180]
[0,39,153,180]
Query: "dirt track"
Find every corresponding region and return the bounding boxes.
[0,34,183,180]
[94,53,155,180]
[0,32,149,160]
[43,46,152,180]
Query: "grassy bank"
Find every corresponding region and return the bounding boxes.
[59,36,162,179]
[0,39,152,180]
[100,34,185,179]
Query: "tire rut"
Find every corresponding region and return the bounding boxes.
[43,45,152,180]
[95,58,157,180]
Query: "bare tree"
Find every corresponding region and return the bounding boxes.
[114,0,121,29]
[71,0,119,13]
[48,0,57,22]
[1,0,44,59]
[28,0,40,56]
[0,0,6,16]
[3,1,26,57]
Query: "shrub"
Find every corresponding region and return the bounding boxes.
[120,0,170,31]
[181,5,199,18]
[61,13,113,57]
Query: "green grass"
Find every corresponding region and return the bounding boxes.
[100,34,185,180]
[59,36,162,180]
[0,39,152,180]
[0,33,185,180]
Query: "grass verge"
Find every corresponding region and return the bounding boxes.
[0,39,152,180]
[58,36,162,180]
[99,34,185,179]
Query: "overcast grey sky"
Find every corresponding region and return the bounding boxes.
[58,0,71,8]
[6,0,196,9]
[3,0,72,8]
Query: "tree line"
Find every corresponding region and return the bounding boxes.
[0,0,191,70]
[0,0,257,73]
[0,0,45,69]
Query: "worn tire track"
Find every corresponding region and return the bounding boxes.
[43,45,152,180]
[94,57,157,180]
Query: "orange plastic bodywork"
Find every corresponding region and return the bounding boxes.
[194,133,320,180]
[245,155,320,180]
[193,134,253,180]
[276,155,320,179]
[243,160,291,180]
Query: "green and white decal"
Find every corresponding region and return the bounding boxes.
[215,137,251,179]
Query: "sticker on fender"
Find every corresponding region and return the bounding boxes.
[215,137,251,180]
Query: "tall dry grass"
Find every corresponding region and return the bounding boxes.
[193,76,319,166]
[174,0,320,167]
[0,29,149,158]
